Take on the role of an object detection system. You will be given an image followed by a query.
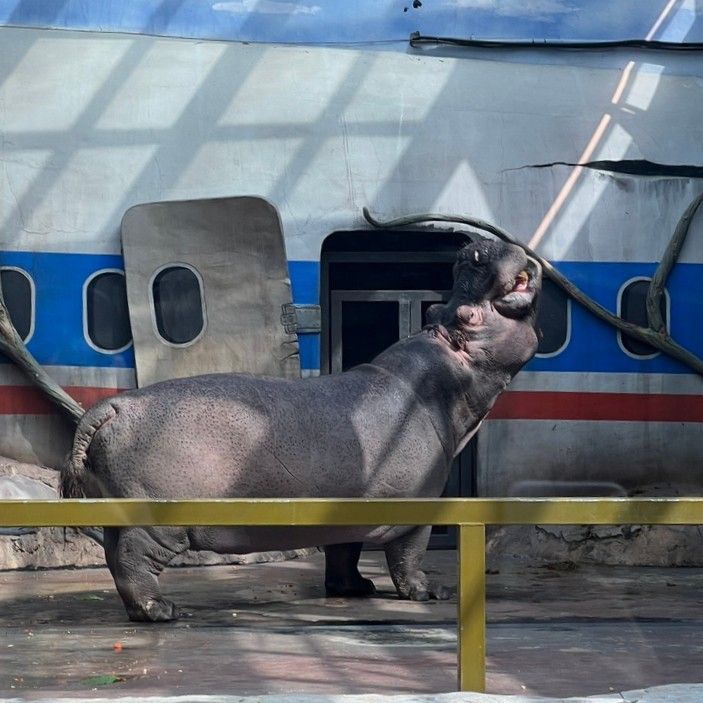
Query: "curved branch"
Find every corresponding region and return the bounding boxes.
[362,206,703,377]
[0,295,83,424]
[647,191,703,334]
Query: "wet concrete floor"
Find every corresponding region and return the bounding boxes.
[1,551,702,698]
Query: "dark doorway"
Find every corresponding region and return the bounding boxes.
[321,230,476,548]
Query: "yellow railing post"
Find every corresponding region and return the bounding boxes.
[457,523,486,692]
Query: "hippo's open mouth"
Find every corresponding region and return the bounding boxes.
[494,261,540,318]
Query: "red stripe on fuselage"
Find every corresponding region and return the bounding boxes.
[0,386,120,415]
[0,386,701,422]
[490,391,703,422]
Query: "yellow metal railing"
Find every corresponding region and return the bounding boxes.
[2,497,703,692]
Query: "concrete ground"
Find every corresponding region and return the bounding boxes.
[0,551,702,700]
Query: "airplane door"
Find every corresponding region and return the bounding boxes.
[121,196,300,386]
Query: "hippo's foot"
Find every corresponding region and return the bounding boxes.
[397,578,450,602]
[104,526,188,623]
[324,542,376,597]
[126,597,180,622]
[385,525,450,601]
[325,575,376,597]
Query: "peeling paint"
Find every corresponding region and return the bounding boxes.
[514,159,703,178]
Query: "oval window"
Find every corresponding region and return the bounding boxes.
[85,270,132,352]
[536,278,570,356]
[151,265,205,345]
[618,278,668,357]
[0,268,34,342]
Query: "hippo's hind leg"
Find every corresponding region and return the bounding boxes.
[384,526,450,601]
[324,542,376,597]
[104,526,189,622]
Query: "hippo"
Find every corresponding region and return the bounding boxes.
[61,238,541,622]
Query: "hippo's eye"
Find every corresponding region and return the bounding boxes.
[511,271,530,292]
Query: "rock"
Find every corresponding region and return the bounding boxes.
[0,457,59,493]
[0,473,56,499]
[0,466,57,537]
[0,457,105,569]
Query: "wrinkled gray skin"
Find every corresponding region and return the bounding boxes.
[62,239,541,622]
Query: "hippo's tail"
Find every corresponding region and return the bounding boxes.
[61,402,117,498]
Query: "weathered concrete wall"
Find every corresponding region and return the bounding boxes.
[489,524,703,568]
[487,483,703,568]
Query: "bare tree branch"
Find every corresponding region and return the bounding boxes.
[0,288,83,424]
[647,191,703,334]
[363,198,703,377]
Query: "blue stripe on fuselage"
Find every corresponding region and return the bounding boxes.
[1,251,134,369]
[0,252,700,374]
[530,261,699,374]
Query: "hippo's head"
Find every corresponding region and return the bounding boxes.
[425,239,542,375]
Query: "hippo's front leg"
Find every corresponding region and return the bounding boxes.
[324,542,376,597]
[384,526,450,601]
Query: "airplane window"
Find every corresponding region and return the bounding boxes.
[85,270,132,352]
[0,267,34,342]
[151,265,205,346]
[536,278,570,356]
[618,278,667,357]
